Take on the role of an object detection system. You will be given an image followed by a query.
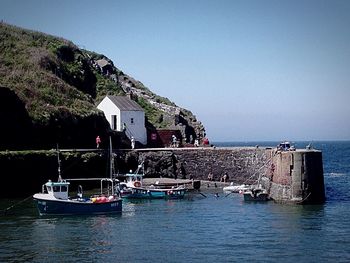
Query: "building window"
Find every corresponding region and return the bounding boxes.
[131,118,134,124]
[112,115,117,130]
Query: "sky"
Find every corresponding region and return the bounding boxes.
[1,0,350,141]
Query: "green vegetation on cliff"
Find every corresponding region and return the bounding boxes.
[0,22,205,149]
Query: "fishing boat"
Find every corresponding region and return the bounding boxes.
[33,140,122,215]
[242,186,269,201]
[33,178,122,215]
[118,164,186,199]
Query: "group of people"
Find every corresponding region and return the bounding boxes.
[96,133,209,150]
[95,135,135,149]
[194,137,209,147]
[207,172,229,182]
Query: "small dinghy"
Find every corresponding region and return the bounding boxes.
[223,183,250,193]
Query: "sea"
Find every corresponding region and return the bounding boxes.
[0,141,349,263]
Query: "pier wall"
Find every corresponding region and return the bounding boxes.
[125,148,269,183]
[124,147,325,203]
[264,149,325,204]
[0,147,325,203]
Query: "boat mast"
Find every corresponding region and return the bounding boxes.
[57,144,62,182]
[109,136,114,179]
[109,136,116,196]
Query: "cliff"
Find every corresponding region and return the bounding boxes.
[0,22,205,150]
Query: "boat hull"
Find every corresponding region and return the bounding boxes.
[33,197,122,215]
[121,188,186,199]
[243,192,269,201]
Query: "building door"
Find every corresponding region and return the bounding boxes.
[112,115,117,130]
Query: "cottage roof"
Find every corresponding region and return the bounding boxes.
[107,95,144,111]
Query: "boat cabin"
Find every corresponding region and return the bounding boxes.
[125,173,143,188]
[44,180,70,200]
[278,141,291,151]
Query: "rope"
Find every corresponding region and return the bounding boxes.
[225,192,232,197]
[0,195,33,215]
[198,192,207,198]
[295,192,312,204]
[242,157,272,185]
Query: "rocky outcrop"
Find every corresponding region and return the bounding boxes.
[92,56,207,143]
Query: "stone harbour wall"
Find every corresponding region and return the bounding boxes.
[0,147,325,203]
[262,149,325,204]
[118,147,270,184]
[120,147,325,204]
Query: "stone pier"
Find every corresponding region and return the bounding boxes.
[122,146,325,204]
[0,147,325,203]
[264,149,325,204]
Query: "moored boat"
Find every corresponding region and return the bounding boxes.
[223,183,250,193]
[33,139,122,215]
[243,187,269,201]
[33,178,122,215]
[119,165,186,199]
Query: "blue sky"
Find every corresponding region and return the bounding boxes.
[1,0,350,141]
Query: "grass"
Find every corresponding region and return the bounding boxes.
[0,22,203,135]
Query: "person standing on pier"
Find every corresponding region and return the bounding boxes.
[96,136,101,149]
[172,135,177,148]
[131,136,135,149]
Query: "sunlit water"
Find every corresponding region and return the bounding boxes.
[1,141,349,262]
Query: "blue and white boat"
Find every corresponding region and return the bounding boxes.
[119,165,186,199]
[33,141,122,215]
[33,178,122,215]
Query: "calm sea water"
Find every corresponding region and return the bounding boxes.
[1,141,349,263]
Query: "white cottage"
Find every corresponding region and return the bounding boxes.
[97,95,147,145]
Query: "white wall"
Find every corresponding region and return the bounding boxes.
[121,111,147,145]
[97,97,121,130]
[97,97,147,145]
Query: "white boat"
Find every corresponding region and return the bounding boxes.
[118,164,186,199]
[242,169,269,201]
[223,183,250,193]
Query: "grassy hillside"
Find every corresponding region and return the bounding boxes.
[0,22,205,149]
[1,23,115,123]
